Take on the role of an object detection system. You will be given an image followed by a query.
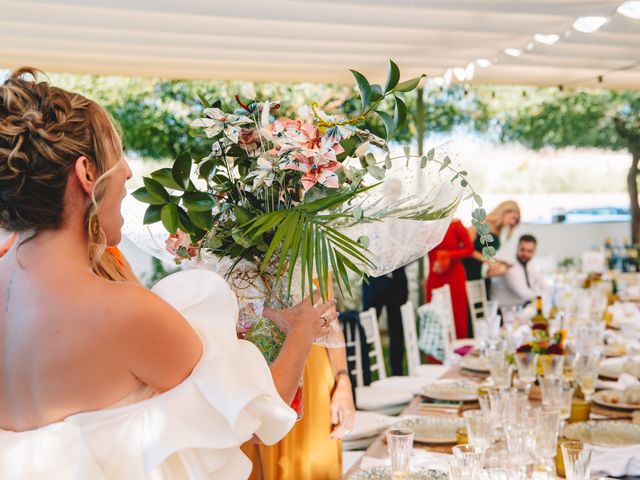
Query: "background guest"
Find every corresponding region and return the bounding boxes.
[492,234,542,309]
[362,267,408,376]
[425,219,474,339]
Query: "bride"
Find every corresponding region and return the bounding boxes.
[0,68,337,479]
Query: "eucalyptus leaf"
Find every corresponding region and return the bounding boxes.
[353,206,363,221]
[367,165,385,180]
[420,156,428,168]
[357,235,370,248]
[384,154,392,169]
[365,153,377,166]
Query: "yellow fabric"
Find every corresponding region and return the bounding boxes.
[243,345,342,480]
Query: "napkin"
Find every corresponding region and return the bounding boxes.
[590,444,640,477]
[596,373,640,391]
[359,449,453,473]
[344,411,396,441]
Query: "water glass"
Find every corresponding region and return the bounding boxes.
[452,444,485,473]
[539,354,564,377]
[561,441,592,480]
[535,407,560,460]
[449,463,474,480]
[559,382,576,420]
[539,375,563,407]
[490,358,513,388]
[463,410,493,449]
[480,468,510,480]
[515,352,539,384]
[575,351,601,401]
[386,428,414,476]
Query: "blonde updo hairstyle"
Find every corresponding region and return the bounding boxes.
[486,200,521,239]
[0,67,127,281]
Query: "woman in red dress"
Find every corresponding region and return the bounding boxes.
[425,219,474,339]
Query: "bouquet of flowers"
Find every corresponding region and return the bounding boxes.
[130,61,489,361]
[517,323,565,355]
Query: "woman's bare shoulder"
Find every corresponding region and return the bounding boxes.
[91,278,203,392]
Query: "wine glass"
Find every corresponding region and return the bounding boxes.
[575,351,601,402]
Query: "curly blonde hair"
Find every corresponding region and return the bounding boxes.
[0,67,127,281]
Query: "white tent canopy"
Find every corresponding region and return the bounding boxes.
[1,0,639,89]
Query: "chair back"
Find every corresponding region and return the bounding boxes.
[416,301,456,365]
[401,301,421,377]
[466,279,488,337]
[358,308,387,383]
[431,284,456,342]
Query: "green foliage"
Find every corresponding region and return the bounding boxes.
[498,89,640,153]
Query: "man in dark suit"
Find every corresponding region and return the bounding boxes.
[362,266,408,376]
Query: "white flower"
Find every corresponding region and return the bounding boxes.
[241,83,256,100]
[246,156,275,190]
[191,108,253,143]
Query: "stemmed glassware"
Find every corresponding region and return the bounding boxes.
[575,351,601,402]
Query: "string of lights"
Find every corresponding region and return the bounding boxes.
[429,1,640,90]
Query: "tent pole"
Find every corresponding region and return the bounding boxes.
[416,87,426,306]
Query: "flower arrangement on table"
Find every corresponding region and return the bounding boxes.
[131,60,490,363]
[517,323,565,355]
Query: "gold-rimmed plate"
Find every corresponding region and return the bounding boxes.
[421,379,479,402]
[390,416,464,445]
[592,389,640,411]
[563,420,640,447]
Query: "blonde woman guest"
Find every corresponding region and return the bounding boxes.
[0,68,337,479]
[462,200,521,302]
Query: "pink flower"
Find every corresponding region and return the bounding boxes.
[165,230,198,263]
[239,128,260,154]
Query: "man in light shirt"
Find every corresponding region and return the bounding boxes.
[491,234,541,309]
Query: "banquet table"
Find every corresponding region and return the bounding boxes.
[343,364,637,479]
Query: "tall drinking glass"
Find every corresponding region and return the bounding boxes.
[515,352,539,385]
[539,354,564,378]
[463,410,492,450]
[561,441,592,480]
[575,351,601,402]
[386,428,414,477]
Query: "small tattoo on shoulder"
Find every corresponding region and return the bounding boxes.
[5,269,15,313]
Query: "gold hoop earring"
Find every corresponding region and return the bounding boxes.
[89,215,101,240]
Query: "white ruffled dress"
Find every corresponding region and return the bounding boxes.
[0,269,296,479]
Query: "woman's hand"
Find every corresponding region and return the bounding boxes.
[330,375,356,439]
[263,291,337,342]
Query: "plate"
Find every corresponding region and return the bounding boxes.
[563,420,640,447]
[391,416,464,444]
[592,389,640,411]
[421,379,479,402]
[598,357,640,380]
[460,355,490,374]
[604,343,626,357]
[350,466,447,480]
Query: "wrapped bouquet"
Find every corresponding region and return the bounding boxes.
[129,61,489,361]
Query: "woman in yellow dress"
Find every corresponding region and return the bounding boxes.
[243,312,356,479]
